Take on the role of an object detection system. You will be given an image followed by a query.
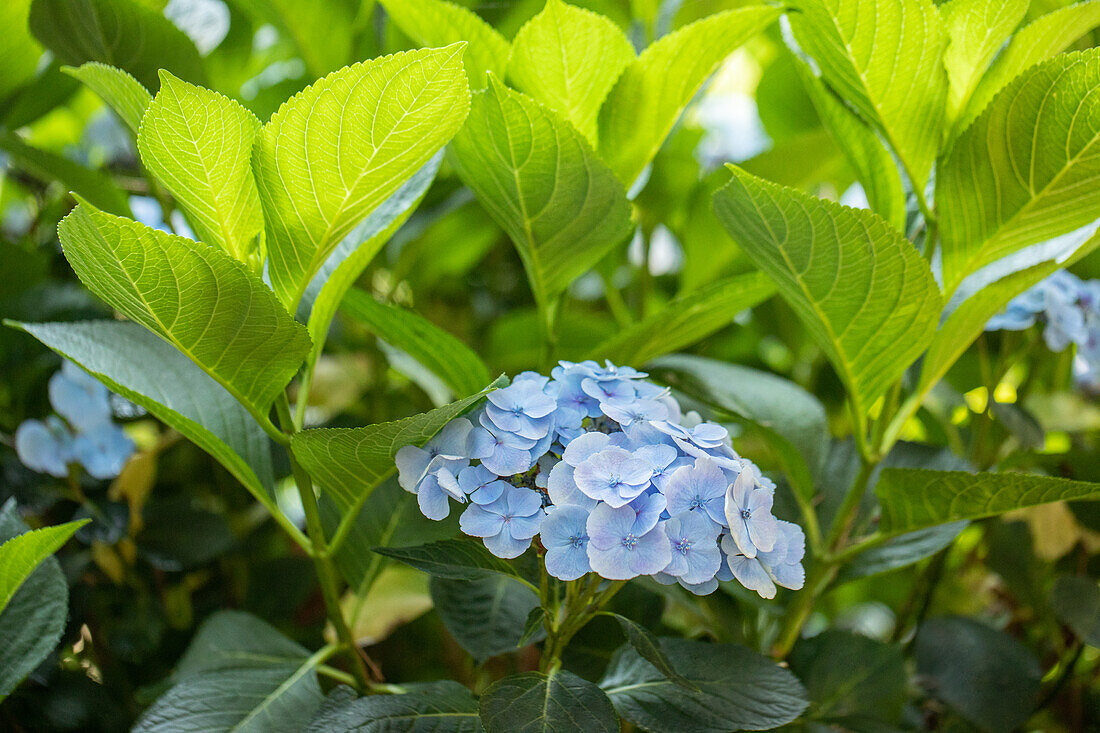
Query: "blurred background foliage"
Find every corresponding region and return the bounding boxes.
[2,0,1100,730]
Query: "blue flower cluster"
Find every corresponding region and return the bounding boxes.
[14,362,135,480]
[396,361,805,598]
[987,271,1100,390]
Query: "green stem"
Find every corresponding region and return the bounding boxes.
[275,394,379,691]
[772,562,836,657]
[601,270,634,328]
[825,459,875,550]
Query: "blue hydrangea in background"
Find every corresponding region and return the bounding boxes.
[15,361,135,480]
[987,270,1100,391]
[395,360,804,599]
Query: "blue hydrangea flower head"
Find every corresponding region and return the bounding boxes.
[662,510,722,584]
[724,468,779,558]
[541,505,591,580]
[470,412,539,476]
[723,520,806,599]
[457,464,507,505]
[586,502,671,580]
[15,417,75,478]
[459,485,545,558]
[663,456,728,526]
[484,375,557,440]
[395,418,475,519]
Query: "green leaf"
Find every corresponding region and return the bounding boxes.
[138,71,264,263]
[597,5,781,187]
[835,522,966,583]
[307,681,481,732]
[790,53,907,230]
[0,502,72,701]
[1052,576,1100,647]
[431,575,544,662]
[451,76,633,307]
[789,630,906,723]
[291,376,502,509]
[603,614,698,693]
[590,272,775,366]
[713,166,941,417]
[0,131,131,216]
[940,0,1027,123]
[790,0,948,192]
[876,468,1100,538]
[135,611,325,733]
[379,0,510,89]
[341,289,490,399]
[301,154,443,367]
[916,232,1100,405]
[480,669,619,733]
[599,639,808,732]
[961,0,1100,132]
[252,45,471,309]
[0,519,87,617]
[12,320,277,499]
[938,50,1100,294]
[0,0,42,101]
[58,204,311,415]
[375,539,535,589]
[648,354,828,498]
[28,0,205,91]
[507,0,634,142]
[915,617,1040,732]
[62,62,151,134]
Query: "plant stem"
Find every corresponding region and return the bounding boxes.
[275,394,380,691]
[825,459,875,549]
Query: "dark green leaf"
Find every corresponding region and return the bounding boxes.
[836,522,966,584]
[789,630,906,723]
[602,614,697,692]
[375,539,535,589]
[431,575,544,662]
[480,670,618,733]
[29,0,205,90]
[599,638,808,732]
[915,617,1040,732]
[1052,576,1100,648]
[307,680,482,732]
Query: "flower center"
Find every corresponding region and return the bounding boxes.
[621,533,638,549]
[674,538,692,553]
[569,535,584,548]
[740,508,752,520]
[689,497,704,510]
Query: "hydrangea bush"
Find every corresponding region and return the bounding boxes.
[3,0,1100,731]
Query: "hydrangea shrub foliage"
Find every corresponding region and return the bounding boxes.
[2,0,1100,730]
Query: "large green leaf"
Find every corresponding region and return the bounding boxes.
[648,354,829,498]
[290,377,502,509]
[876,469,1100,538]
[0,519,87,617]
[451,77,633,307]
[307,682,481,731]
[789,0,948,192]
[376,538,534,588]
[790,54,907,230]
[379,0,510,89]
[134,611,324,733]
[713,167,941,417]
[507,0,634,142]
[789,630,906,724]
[58,204,310,415]
[28,0,205,91]
[480,670,619,733]
[599,639,808,732]
[597,5,781,187]
[938,50,1100,294]
[0,502,72,701]
[915,617,1040,732]
[0,0,42,101]
[961,0,1100,131]
[341,289,490,399]
[940,0,1027,123]
[431,575,543,662]
[590,272,775,366]
[252,44,471,309]
[13,320,276,498]
[138,71,264,263]
[62,62,151,134]
[0,131,130,216]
